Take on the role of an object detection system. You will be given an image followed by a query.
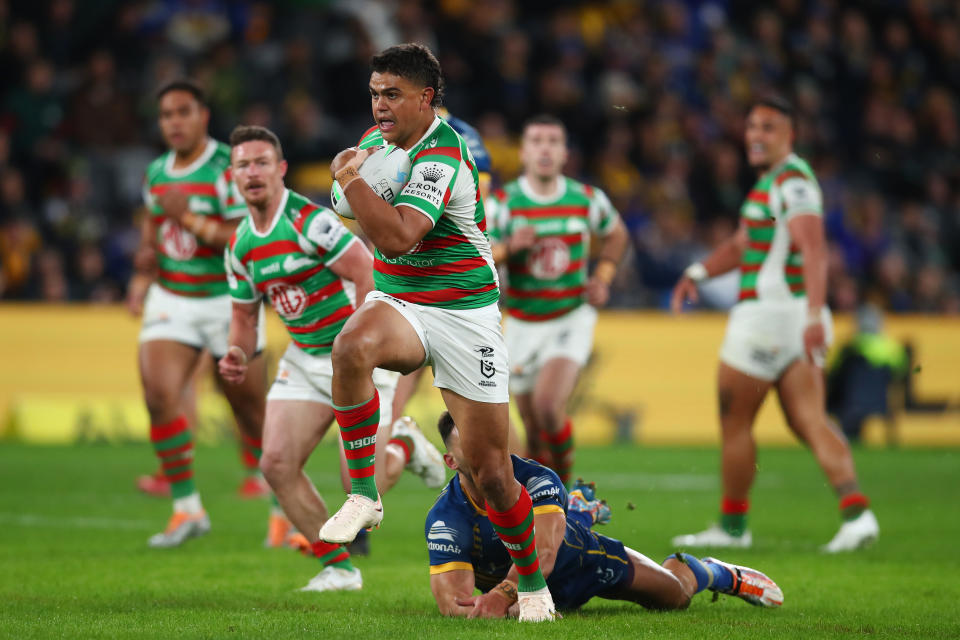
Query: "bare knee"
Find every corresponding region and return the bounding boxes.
[531,393,564,432]
[260,449,298,487]
[332,326,380,376]
[142,383,181,421]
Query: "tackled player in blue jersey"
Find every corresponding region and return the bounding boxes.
[427,411,785,618]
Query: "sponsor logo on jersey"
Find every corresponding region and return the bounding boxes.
[428,542,462,553]
[428,520,458,543]
[260,262,280,275]
[526,475,561,501]
[160,219,197,260]
[283,255,314,272]
[529,237,571,280]
[267,282,308,319]
[421,164,444,183]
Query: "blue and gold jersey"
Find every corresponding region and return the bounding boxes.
[425,455,631,610]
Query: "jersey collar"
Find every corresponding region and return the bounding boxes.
[249,188,289,238]
[408,115,444,150]
[453,474,488,517]
[164,138,218,178]
[518,175,566,203]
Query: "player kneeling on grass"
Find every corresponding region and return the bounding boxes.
[427,411,783,617]
[220,125,446,592]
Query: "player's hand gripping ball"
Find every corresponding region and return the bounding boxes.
[331,145,412,219]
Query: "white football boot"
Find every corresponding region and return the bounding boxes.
[299,566,363,592]
[148,511,211,548]
[702,557,784,607]
[391,416,447,488]
[518,587,558,622]
[671,524,752,548]
[822,509,879,553]
[319,494,383,544]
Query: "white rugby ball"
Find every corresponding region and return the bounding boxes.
[330,145,412,219]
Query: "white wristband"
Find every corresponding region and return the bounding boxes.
[806,307,823,326]
[684,262,708,283]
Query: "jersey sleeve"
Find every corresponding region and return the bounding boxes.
[395,151,462,227]
[778,176,823,220]
[516,458,566,517]
[224,240,260,303]
[216,169,249,221]
[296,207,357,265]
[588,187,621,236]
[484,190,508,243]
[425,503,475,575]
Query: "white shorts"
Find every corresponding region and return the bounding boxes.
[505,304,597,394]
[139,283,266,358]
[720,300,834,381]
[366,290,509,404]
[267,343,399,426]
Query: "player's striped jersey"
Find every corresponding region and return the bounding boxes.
[426,455,567,592]
[142,139,247,297]
[738,153,823,303]
[225,189,358,356]
[487,177,620,321]
[356,116,499,310]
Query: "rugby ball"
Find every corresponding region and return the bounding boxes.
[330,145,411,219]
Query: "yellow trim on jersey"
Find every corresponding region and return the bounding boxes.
[533,505,565,516]
[430,562,474,575]
[464,488,487,517]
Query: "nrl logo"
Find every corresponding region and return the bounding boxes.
[474,345,494,358]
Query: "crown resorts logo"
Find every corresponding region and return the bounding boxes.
[420,164,444,183]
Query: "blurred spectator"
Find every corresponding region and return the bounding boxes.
[0,0,956,312]
[827,305,908,441]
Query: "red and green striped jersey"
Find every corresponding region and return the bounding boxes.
[142,139,247,297]
[738,153,823,302]
[356,117,499,309]
[487,176,620,321]
[225,189,358,356]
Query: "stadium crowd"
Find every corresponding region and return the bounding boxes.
[0,0,958,312]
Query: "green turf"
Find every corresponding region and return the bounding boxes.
[0,442,958,639]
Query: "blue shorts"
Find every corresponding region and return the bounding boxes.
[547,520,632,610]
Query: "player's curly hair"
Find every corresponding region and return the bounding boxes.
[229,125,284,160]
[371,43,445,107]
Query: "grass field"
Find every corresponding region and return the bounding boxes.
[1,442,958,639]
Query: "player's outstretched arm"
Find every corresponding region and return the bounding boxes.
[332,148,433,257]
[671,224,748,314]
[328,240,376,308]
[219,301,259,384]
[430,570,478,617]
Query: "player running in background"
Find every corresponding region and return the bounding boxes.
[126,80,269,548]
[427,411,783,617]
[322,43,557,621]
[670,96,879,552]
[219,125,445,591]
[486,115,629,485]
